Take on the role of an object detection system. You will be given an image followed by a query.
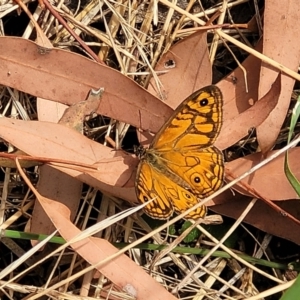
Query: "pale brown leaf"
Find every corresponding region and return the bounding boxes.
[29,188,177,300]
[0,36,172,133]
[148,31,212,107]
[216,74,281,150]
[257,0,300,153]
[225,148,300,201]
[211,192,300,245]
[217,40,262,122]
[0,118,137,203]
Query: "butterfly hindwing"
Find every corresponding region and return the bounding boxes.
[135,160,173,219]
[135,160,207,219]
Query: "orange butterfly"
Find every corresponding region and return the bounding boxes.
[135,85,224,220]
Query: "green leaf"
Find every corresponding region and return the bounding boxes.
[280,274,300,300]
[284,95,300,197]
[179,221,201,243]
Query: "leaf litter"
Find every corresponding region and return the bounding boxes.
[0,1,300,300]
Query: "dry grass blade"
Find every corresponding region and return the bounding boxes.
[174,198,283,294]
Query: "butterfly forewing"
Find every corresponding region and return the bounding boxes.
[151,86,223,151]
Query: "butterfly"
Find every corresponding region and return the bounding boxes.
[135,85,224,220]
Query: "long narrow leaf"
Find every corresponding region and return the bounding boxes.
[284,96,300,196]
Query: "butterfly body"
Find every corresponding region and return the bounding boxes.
[135,86,224,220]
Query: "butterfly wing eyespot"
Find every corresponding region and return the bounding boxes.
[199,98,209,106]
[191,175,201,183]
[135,85,224,220]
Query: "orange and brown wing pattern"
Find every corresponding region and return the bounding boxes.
[151,85,223,151]
[157,146,224,198]
[135,160,207,219]
[135,85,224,220]
[135,161,173,219]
